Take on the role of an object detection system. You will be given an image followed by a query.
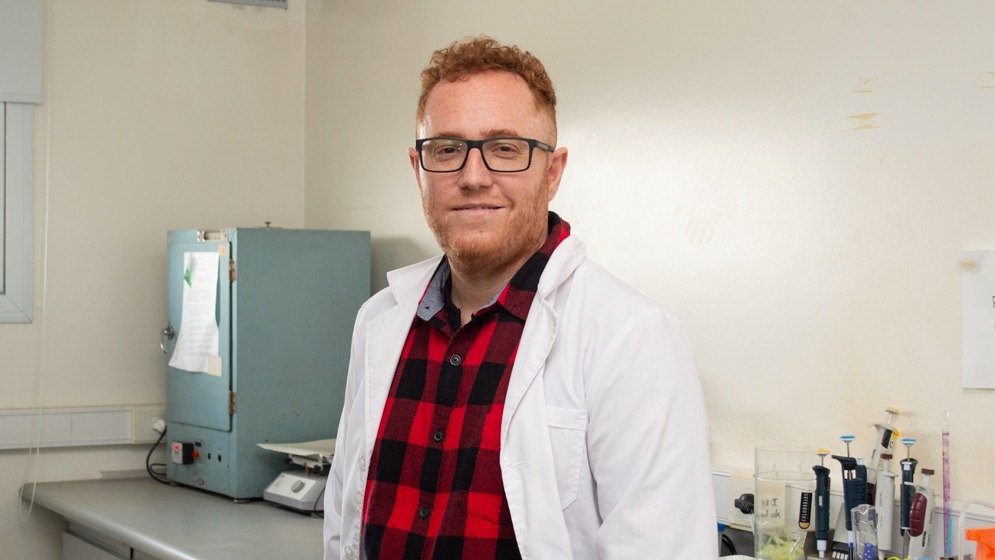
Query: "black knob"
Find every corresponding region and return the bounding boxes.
[734,493,754,514]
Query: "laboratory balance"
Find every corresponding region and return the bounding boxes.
[258,439,335,513]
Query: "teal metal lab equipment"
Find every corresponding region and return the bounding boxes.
[163,227,370,499]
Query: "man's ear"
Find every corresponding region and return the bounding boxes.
[546,147,568,201]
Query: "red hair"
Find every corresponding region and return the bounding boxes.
[416,36,557,128]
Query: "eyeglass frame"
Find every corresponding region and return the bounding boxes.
[414,136,555,173]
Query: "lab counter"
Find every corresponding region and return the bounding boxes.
[23,478,323,560]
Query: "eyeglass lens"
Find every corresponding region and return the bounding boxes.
[420,138,535,172]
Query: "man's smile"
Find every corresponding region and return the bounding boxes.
[452,203,505,215]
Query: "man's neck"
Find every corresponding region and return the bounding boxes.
[447,265,513,327]
[447,248,537,327]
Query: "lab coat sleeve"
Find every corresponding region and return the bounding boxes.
[323,418,345,560]
[585,307,716,559]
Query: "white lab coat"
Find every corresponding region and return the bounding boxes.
[323,234,717,560]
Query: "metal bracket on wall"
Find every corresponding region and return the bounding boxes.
[197,229,227,243]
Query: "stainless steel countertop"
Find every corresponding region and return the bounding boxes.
[23,477,322,559]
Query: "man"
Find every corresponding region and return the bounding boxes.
[323,36,716,559]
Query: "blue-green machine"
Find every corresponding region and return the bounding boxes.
[162,227,370,499]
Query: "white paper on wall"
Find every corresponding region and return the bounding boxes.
[168,251,222,377]
[961,249,995,389]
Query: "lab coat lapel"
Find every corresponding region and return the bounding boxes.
[504,235,585,421]
[362,257,441,456]
[499,238,585,559]
[503,296,557,426]
[362,304,412,456]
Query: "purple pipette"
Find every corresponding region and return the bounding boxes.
[942,410,951,556]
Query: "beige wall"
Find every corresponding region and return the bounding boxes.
[1,1,306,558]
[3,0,993,558]
[305,0,994,506]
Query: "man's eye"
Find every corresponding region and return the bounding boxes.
[431,144,465,158]
[487,142,525,158]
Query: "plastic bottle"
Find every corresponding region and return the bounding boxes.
[966,527,995,560]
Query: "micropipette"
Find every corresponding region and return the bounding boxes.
[942,411,951,557]
[907,467,935,559]
[869,407,900,466]
[831,435,859,560]
[872,453,895,559]
[813,449,832,559]
[833,453,868,560]
[900,438,918,559]
[867,407,901,505]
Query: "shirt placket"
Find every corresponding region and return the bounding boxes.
[416,316,478,552]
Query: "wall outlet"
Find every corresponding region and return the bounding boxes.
[726,473,755,532]
[131,405,166,444]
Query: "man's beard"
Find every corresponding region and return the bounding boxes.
[425,178,549,281]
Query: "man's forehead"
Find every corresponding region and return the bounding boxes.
[425,73,533,107]
[418,73,552,138]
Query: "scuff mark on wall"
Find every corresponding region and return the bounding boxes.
[828,112,891,133]
[853,75,895,94]
[976,71,995,89]
[848,112,884,130]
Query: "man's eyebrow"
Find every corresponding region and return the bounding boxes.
[482,129,519,138]
[431,129,520,139]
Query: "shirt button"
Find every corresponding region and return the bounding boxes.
[418,507,430,519]
[449,354,461,366]
[345,545,356,559]
[358,457,366,471]
[433,430,444,443]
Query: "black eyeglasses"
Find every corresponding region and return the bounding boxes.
[415,136,554,173]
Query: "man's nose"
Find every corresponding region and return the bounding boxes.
[458,147,493,188]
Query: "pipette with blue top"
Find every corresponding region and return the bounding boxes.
[834,435,867,560]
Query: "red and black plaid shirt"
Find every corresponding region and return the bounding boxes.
[362,213,570,560]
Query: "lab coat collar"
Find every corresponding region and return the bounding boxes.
[384,234,587,309]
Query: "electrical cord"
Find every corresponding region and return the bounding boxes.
[19,0,55,522]
[146,427,170,485]
[720,533,737,555]
[313,485,325,518]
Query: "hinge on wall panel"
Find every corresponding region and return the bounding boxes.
[229,258,236,283]
[198,229,228,243]
[229,392,236,415]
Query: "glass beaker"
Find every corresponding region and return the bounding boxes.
[753,445,817,560]
[851,504,879,560]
